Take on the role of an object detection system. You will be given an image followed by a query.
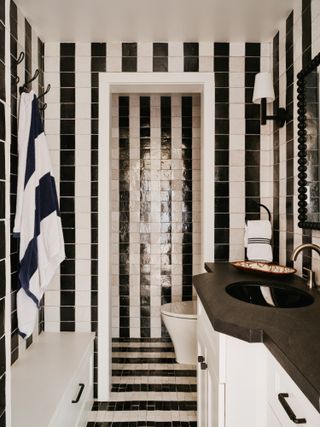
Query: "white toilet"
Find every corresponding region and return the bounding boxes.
[161,300,197,365]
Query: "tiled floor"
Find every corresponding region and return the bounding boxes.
[86,339,197,426]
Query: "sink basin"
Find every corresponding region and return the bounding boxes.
[225,281,314,308]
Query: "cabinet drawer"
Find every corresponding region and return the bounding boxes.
[50,345,93,427]
[267,353,320,427]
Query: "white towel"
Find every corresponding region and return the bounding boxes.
[245,220,273,263]
[13,91,65,338]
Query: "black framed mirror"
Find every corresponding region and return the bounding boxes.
[297,52,320,229]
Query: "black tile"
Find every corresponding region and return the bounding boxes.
[245,57,260,72]
[153,43,168,56]
[60,43,75,56]
[122,42,137,56]
[60,57,75,72]
[214,57,229,72]
[214,42,229,56]
[245,43,261,57]
[91,42,106,57]
[91,57,106,72]
[0,0,4,25]
[0,102,4,142]
[0,62,5,102]
[153,57,168,72]
[122,57,137,72]
[60,88,75,103]
[0,222,4,259]
[0,23,4,64]
[60,73,75,87]
[184,57,199,72]
[215,73,229,88]
[183,42,199,56]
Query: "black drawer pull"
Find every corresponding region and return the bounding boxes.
[198,356,205,363]
[278,393,306,424]
[200,362,208,370]
[72,383,85,403]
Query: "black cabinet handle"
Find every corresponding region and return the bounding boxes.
[198,356,205,363]
[278,393,306,424]
[72,383,85,403]
[201,362,208,370]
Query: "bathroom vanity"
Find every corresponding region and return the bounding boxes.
[194,263,320,427]
[11,332,95,427]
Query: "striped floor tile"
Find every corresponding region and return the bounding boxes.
[87,339,197,426]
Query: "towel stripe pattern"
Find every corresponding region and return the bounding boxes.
[13,91,65,338]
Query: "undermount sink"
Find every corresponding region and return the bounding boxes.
[225,281,314,308]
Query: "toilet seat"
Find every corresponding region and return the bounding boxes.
[161,300,197,319]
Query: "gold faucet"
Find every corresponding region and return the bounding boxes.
[291,243,320,289]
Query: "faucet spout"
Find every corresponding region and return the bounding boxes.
[291,243,320,262]
[290,243,320,289]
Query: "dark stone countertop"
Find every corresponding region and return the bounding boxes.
[193,262,320,412]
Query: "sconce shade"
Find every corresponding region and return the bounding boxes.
[252,72,275,104]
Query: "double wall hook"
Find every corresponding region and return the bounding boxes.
[15,51,25,84]
[19,69,40,94]
[38,84,51,100]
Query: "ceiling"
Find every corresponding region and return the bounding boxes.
[15,0,295,43]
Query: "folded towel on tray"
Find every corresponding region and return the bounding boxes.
[245,220,273,263]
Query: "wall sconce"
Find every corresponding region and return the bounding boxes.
[252,72,288,128]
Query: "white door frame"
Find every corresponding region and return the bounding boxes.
[98,72,215,400]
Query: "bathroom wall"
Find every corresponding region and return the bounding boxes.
[43,40,273,394]
[272,0,320,274]
[111,93,201,338]
[0,0,44,424]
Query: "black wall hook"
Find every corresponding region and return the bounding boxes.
[38,84,51,100]
[19,69,40,94]
[15,52,25,84]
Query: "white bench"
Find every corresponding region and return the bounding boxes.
[11,332,95,427]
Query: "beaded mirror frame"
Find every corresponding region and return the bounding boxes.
[297,51,320,230]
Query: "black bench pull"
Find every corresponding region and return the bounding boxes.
[72,383,85,403]
[278,393,306,424]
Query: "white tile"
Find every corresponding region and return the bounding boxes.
[138,42,153,56]
[229,73,244,88]
[108,42,122,57]
[75,73,91,88]
[168,42,183,57]
[107,56,122,72]
[44,57,60,73]
[138,56,152,72]
[75,56,91,72]
[199,57,213,72]
[45,42,60,57]
[229,42,245,57]
[229,57,245,72]
[76,43,91,57]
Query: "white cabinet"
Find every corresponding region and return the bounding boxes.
[197,299,266,427]
[12,332,95,427]
[267,350,320,426]
[197,298,320,427]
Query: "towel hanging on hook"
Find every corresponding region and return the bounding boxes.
[19,69,40,95]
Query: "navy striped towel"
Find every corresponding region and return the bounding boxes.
[13,91,65,338]
[245,220,273,263]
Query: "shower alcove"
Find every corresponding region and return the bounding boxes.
[97,73,215,400]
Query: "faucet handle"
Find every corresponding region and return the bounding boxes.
[302,267,315,289]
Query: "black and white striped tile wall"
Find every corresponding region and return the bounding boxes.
[9,0,45,365]
[0,1,7,423]
[111,94,201,339]
[0,0,45,423]
[273,0,320,275]
[43,41,272,394]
